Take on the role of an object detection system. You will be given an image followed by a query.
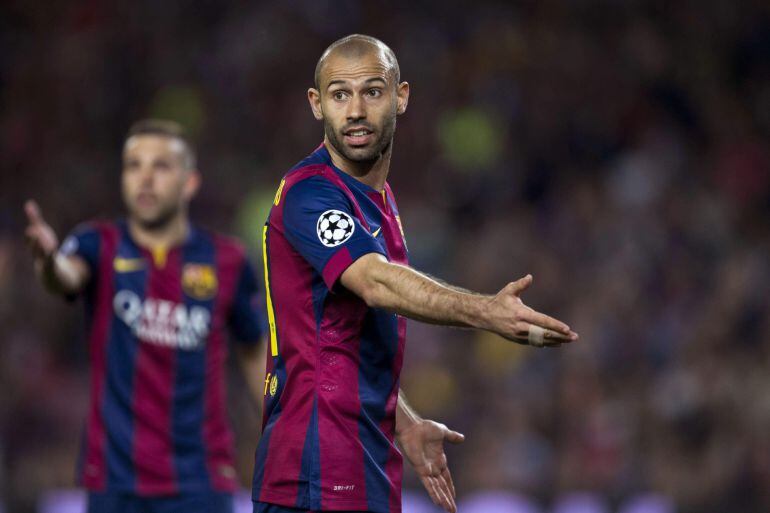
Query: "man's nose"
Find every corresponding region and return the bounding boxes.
[138,165,154,186]
[346,93,366,121]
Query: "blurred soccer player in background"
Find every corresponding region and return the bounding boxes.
[24,120,267,513]
[253,35,578,513]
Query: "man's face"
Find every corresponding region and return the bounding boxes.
[309,51,409,164]
[121,135,198,229]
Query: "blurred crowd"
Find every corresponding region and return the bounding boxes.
[2,1,769,512]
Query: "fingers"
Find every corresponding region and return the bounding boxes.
[445,429,465,444]
[422,476,441,509]
[24,203,58,259]
[25,225,46,255]
[24,199,44,226]
[442,466,456,499]
[496,273,580,346]
[534,325,576,343]
[545,326,579,342]
[423,474,456,513]
[506,274,533,296]
[436,475,455,513]
[519,308,571,335]
[420,475,440,505]
[528,324,578,347]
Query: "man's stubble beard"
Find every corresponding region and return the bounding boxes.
[127,200,181,232]
[324,109,397,164]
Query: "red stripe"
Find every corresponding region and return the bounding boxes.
[204,237,241,492]
[132,249,180,494]
[321,247,354,290]
[318,297,368,509]
[258,232,317,504]
[81,223,119,490]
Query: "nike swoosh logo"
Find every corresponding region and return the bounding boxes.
[372,227,382,237]
[114,257,146,272]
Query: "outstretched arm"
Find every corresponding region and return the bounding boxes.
[340,253,578,346]
[396,390,464,513]
[24,200,90,296]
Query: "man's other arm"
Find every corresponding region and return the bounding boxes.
[24,200,90,296]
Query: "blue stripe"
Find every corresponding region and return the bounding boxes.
[104,227,144,489]
[295,398,320,509]
[173,228,214,489]
[293,274,327,509]
[311,274,328,332]
[357,308,399,511]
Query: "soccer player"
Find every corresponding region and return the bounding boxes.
[24,120,266,513]
[253,35,579,513]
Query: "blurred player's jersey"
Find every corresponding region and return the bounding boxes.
[253,144,408,513]
[60,221,263,495]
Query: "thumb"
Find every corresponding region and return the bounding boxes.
[25,200,44,226]
[506,274,533,296]
[445,429,465,444]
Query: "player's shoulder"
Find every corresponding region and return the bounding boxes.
[59,219,119,260]
[284,170,346,200]
[66,219,121,241]
[195,226,249,264]
[284,166,335,191]
[281,144,346,194]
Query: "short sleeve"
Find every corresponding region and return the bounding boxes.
[282,177,387,290]
[228,257,267,345]
[59,223,101,276]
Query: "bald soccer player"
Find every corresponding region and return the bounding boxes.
[252,35,579,513]
[25,120,267,513]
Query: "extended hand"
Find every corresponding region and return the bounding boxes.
[397,419,465,513]
[24,200,59,261]
[485,274,578,347]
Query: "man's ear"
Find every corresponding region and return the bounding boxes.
[308,88,324,120]
[184,170,201,201]
[396,81,410,115]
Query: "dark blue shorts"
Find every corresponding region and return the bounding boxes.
[253,502,368,513]
[88,491,233,513]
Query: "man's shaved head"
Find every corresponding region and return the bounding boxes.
[314,34,400,89]
[308,34,409,168]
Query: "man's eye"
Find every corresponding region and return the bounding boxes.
[333,91,347,101]
[367,89,382,98]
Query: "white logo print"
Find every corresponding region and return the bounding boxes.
[317,210,355,247]
[113,290,211,350]
[59,235,79,257]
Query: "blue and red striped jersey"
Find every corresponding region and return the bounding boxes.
[60,220,264,495]
[253,144,408,513]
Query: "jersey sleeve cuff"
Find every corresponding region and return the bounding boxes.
[321,244,387,290]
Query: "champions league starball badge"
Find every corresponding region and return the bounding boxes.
[317,209,355,247]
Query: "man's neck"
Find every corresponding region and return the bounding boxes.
[127,213,189,252]
[324,138,391,191]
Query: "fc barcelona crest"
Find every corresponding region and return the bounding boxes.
[182,264,218,300]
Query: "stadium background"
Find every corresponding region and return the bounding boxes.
[2,1,770,512]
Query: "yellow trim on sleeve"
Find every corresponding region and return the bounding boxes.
[273,179,286,206]
[262,225,278,356]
